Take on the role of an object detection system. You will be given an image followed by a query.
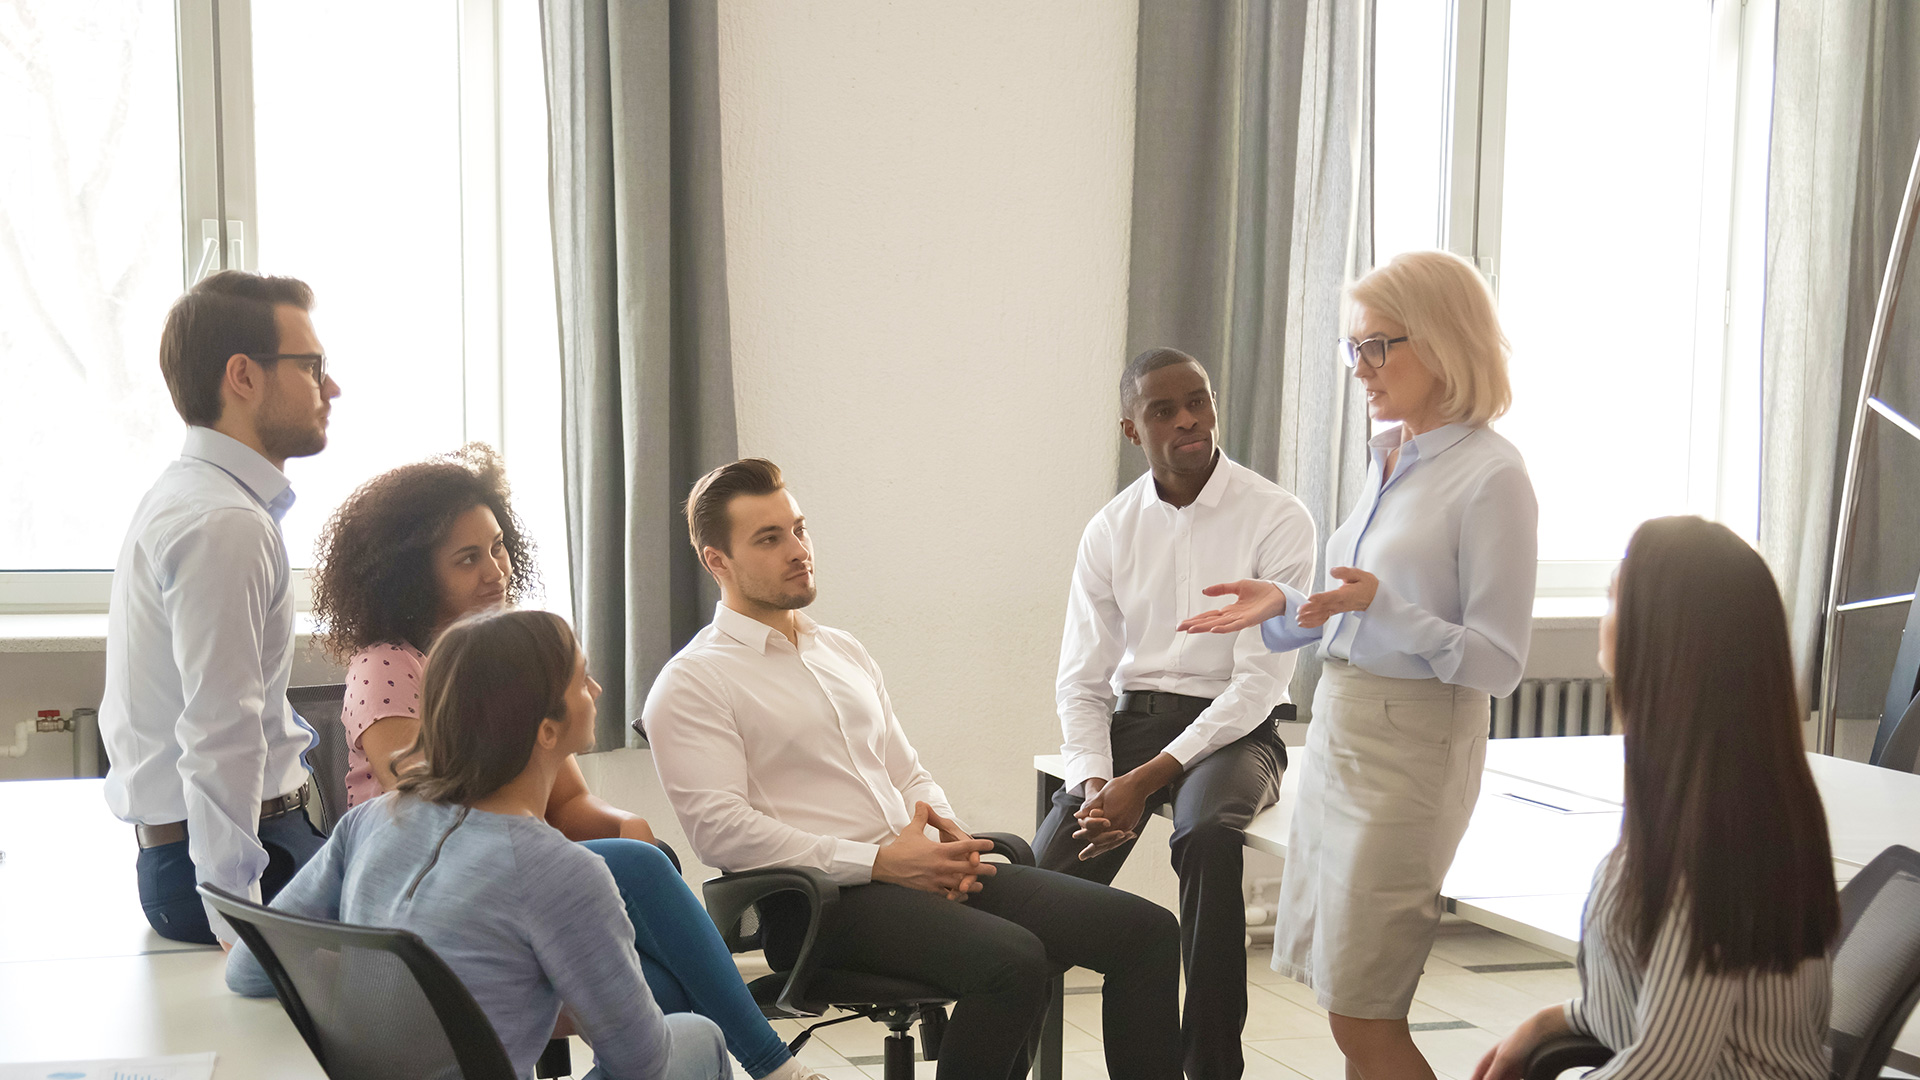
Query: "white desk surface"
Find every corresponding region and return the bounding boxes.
[1041,735,1920,1066]
[0,779,322,1077]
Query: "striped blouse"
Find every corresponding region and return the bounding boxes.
[1564,852,1831,1080]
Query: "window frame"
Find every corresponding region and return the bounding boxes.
[0,0,517,614]
[1441,0,1773,598]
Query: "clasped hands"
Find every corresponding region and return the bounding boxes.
[1174,566,1380,635]
[1072,751,1184,861]
[873,801,995,901]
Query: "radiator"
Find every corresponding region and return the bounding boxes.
[1491,677,1613,738]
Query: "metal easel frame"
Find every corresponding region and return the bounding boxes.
[1816,134,1920,756]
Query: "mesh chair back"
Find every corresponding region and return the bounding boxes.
[289,684,351,833]
[201,885,517,1080]
[1830,845,1920,1080]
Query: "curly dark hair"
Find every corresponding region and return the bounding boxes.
[311,444,540,663]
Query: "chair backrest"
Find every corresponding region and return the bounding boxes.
[1830,845,1920,1080]
[289,683,351,833]
[201,885,517,1080]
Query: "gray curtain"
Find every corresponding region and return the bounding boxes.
[1759,0,1920,728]
[1125,0,1373,717]
[541,0,737,749]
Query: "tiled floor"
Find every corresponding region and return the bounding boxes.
[572,920,1579,1080]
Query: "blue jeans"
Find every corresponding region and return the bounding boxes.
[583,1012,731,1080]
[581,839,789,1079]
[135,810,328,944]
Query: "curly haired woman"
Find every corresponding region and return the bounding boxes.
[311,445,820,1080]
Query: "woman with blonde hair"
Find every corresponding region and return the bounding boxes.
[1179,250,1538,1079]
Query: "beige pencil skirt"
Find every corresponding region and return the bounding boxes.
[1271,658,1490,1019]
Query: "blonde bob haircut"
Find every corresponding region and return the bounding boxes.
[1347,250,1512,426]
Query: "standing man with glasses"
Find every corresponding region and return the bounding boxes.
[102,269,342,947]
[1035,347,1317,1079]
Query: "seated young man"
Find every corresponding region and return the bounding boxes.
[642,459,1182,1080]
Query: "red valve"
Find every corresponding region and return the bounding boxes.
[37,710,60,718]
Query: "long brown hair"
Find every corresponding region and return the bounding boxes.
[1612,516,1838,973]
[393,609,578,805]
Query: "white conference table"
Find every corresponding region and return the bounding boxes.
[0,779,324,1077]
[1038,734,1920,1070]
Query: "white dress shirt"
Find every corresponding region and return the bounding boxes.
[1261,422,1537,696]
[1056,454,1318,796]
[641,603,960,885]
[101,427,315,940]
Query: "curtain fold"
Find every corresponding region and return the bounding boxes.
[1760,0,1920,727]
[541,0,737,749]
[1125,0,1372,717]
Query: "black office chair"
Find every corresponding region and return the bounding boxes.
[703,832,1039,1080]
[288,683,351,834]
[1524,844,1920,1080]
[200,884,575,1079]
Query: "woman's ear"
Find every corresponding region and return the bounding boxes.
[535,716,564,751]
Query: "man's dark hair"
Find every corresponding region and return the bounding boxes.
[1119,346,1205,416]
[158,269,315,426]
[685,458,785,559]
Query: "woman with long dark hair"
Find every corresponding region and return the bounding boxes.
[228,609,730,1080]
[1472,516,1838,1080]
[310,446,818,1080]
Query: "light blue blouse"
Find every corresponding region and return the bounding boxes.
[1259,422,1537,696]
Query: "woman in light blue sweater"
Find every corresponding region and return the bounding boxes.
[227,609,731,1080]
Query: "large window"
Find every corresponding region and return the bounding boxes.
[1372,0,1772,594]
[0,0,570,616]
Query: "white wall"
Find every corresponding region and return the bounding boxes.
[716,2,1142,848]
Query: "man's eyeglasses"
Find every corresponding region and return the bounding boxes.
[247,353,328,386]
[1338,336,1408,371]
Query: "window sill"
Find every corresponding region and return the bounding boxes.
[0,612,321,654]
[0,601,1598,654]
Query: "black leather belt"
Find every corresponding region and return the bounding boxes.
[1115,691,1298,724]
[1116,690,1215,715]
[134,784,311,849]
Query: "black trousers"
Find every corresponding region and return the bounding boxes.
[1033,700,1287,1080]
[762,863,1182,1080]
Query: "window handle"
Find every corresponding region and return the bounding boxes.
[193,219,220,283]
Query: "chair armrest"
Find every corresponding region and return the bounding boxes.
[1523,1034,1614,1080]
[702,866,841,1017]
[650,839,683,874]
[977,831,1035,867]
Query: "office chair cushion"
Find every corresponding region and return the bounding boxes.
[746,969,950,1012]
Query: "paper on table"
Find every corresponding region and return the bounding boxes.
[0,1053,216,1080]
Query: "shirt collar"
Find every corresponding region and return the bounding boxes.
[1192,453,1235,508]
[181,426,296,521]
[711,602,815,654]
[1139,451,1237,511]
[1368,422,1476,472]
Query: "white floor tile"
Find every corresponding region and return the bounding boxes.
[1412,973,1551,1032]
[1247,1036,1349,1080]
[1410,1025,1500,1080]
[1427,926,1562,970]
[1244,985,1333,1041]
[1484,966,1580,1004]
